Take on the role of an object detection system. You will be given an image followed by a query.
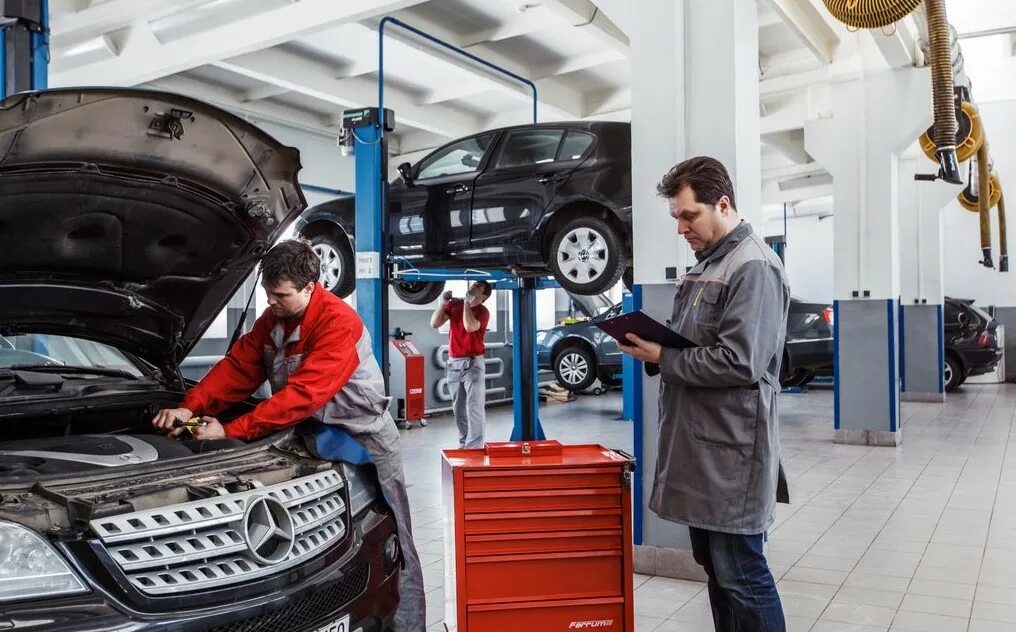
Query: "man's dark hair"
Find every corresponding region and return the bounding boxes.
[260,239,320,289]
[475,280,493,298]
[657,156,737,210]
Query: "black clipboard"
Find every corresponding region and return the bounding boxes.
[595,311,697,376]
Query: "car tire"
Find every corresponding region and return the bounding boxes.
[550,216,625,295]
[622,266,634,292]
[554,345,597,392]
[392,280,446,305]
[308,232,355,299]
[944,355,963,392]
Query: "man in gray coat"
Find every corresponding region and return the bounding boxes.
[620,156,789,631]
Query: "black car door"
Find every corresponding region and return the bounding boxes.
[389,132,496,265]
[468,128,596,258]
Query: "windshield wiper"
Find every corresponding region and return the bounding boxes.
[8,365,139,380]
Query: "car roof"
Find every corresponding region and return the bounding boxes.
[490,120,630,134]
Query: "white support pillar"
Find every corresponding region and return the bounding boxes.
[630,0,760,580]
[898,157,958,402]
[805,66,933,446]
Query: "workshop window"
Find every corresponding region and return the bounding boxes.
[416,133,495,180]
[495,129,565,169]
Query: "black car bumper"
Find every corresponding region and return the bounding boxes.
[785,338,834,375]
[961,347,1002,377]
[2,510,400,632]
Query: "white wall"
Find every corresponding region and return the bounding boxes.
[763,215,835,304]
[941,99,1016,307]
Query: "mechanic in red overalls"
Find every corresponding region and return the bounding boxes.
[151,240,425,631]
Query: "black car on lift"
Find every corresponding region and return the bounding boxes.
[944,297,1002,391]
[537,295,836,393]
[296,121,633,303]
[0,89,399,631]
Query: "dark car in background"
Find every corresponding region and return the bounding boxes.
[0,89,398,631]
[537,293,623,392]
[944,297,1002,391]
[538,294,836,392]
[781,298,835,388]
[296,121,633,304]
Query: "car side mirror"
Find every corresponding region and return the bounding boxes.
[397,162,414,186]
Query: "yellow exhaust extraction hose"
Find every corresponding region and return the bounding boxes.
[977,142,992,268]
[925,0,962,183]
[821,0,921,28]
[823,0,963,182]
[999,192,1008,272]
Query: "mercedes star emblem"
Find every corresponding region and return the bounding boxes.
[242,496,295,565]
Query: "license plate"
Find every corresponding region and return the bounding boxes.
[313,614,350,632]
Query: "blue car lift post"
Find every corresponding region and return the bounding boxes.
[1,0,48,355]
[1,0,48,99]
[346,17,545,441]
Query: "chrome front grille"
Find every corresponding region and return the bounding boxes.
[89,470,347,595]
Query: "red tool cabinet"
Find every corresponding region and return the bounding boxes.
[441,440,635,632]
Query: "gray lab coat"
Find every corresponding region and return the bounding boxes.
[650,222,790,535]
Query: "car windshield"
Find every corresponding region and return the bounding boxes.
[0,333,143,377]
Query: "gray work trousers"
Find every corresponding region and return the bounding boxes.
[447,356,486,448]
[355,415,426,631]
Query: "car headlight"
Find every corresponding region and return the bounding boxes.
[341,463,380,516]
[0,521,87,602]
[536,331,547,344]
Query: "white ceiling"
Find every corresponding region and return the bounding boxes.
[46,0,1016,214]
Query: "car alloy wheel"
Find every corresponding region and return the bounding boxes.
[311,242,342,291]
[557,227,609,284]
[558,351,590,386]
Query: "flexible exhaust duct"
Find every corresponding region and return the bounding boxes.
[977,142,992,267]
[822,1,964,183]
[923,0,963,183]
[821,0,921,29]
[999,192,1009,272]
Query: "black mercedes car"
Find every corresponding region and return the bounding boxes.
[296,121,633,304]
[0,89,399,631]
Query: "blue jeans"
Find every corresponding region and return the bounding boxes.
[688,527,786,632]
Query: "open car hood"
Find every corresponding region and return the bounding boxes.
[0,88,307,369]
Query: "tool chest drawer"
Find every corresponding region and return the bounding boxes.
[463,529,623,556]
[462,466,622,492]
[464,549,624,602]
[442,441,635,631]
[466,597,626,632]
[461,487,623,513]
[462,508,624,535]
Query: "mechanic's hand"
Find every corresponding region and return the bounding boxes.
[191,417,226,441]
[618,333,662,364]
[152,407,194,437]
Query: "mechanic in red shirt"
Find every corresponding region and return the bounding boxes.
[430,280,492,448]
[150,240,425,631]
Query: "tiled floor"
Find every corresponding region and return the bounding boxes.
[398,378,1016,631]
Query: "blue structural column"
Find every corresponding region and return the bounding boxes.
[897,158,954,402]
[621,291,635,422]
[1,0,48,98]
[346,109,391,380]
[509,277,546,441]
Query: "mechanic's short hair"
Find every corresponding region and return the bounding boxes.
[657,156,737,211]
[475,280,493,298]
[260,239,319,290]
